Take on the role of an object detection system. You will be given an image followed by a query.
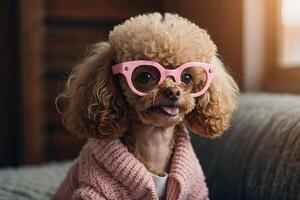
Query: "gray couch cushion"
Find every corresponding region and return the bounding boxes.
[191,93,300,200]
[0,162,71,200]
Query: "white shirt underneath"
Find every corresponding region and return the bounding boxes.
[149,172,168,200]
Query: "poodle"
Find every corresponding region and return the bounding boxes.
[54,13,239,200]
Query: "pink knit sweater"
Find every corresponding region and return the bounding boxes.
[54,128,209,200]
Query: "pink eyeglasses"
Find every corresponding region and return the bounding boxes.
[112,60,216,97]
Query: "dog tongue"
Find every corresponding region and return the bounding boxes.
[162,107,179,116]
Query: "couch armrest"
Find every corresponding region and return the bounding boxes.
[191,93,300,200]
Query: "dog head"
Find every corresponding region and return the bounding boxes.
[58,13,239,139]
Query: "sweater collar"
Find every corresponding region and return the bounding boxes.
[89,125,196,200]
[166,125,196,199]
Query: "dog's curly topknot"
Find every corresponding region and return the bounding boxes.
[109,13,217,65]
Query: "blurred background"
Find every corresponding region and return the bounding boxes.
[0,0,299,167]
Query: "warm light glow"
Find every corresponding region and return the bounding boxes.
[280,0,300,66]
[282,0,300,25]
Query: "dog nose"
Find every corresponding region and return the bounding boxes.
[164,88,181,101]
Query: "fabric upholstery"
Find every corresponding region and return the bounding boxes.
[0,162,70,200]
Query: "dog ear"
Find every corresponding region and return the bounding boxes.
[57,42,128,139]
[186,56,239,138]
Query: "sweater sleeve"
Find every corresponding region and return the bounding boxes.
[72,186,107,200]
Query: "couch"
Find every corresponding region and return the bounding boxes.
[1,93,300,200]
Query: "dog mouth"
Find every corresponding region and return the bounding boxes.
[147,104,180,117]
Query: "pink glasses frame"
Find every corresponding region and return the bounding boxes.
[112,60,216,97]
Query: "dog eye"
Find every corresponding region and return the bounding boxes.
[181,73,193,84]
[138,72,154,83]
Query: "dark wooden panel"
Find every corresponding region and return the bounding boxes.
[0,0,12,166]
[45,77,66,129]
[47,130,86,161]
[45,25,113,72]
[0,0,19,166]
[19,0,46,164]
[45,0,163,22]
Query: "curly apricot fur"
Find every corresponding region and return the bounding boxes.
[57,42,128,139]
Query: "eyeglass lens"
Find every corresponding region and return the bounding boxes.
[131,65,207,94]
